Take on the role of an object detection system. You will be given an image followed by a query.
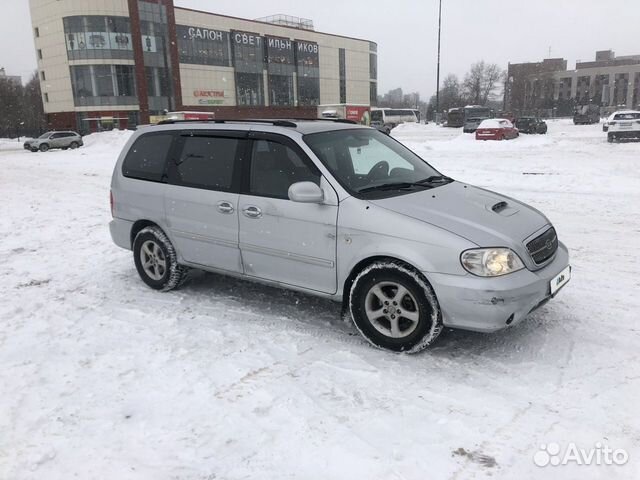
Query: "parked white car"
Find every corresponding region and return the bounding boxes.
[607,111,640,142]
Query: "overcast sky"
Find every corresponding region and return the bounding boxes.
[3,0,640,99]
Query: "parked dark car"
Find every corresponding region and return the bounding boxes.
[573,105,600,125]
[370,120,392,135]
[515,117,548,134]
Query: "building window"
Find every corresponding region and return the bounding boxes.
[44,92,49,103]
[37,49,43,60]
[633,73,640,109]
[63,15,133,61]
[70,65,138,106]
[34,27,40,38]
[232,31,265,106]
[369,53,377,80]
[370,82,377,106]
[41,71,46,81]
[266,36,295,106]
[296,40,320,106]
[176,25,231,67]
[236,72,264,106]
[614,73,629,106]
[339,48,346,104]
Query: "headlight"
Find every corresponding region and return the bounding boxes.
[460,248,525,277]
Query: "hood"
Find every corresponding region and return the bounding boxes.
[369,181,550,253]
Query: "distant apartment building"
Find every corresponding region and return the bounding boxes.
[0,68,22,85]
[505,50,640,116]
[29,0,377,133]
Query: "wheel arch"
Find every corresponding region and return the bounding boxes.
[341,255,431,309]
[130,219,162,248]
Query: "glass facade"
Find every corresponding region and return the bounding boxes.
[176,25,231,67]
[613,73,629,106]
[137,1,176,114]
[266,36,295,106]
[232,31,265,106]
[577,76,590,103]
[593,74,609,105]
[63,16,133,61]
[369,53,377,80]
[339,48,346,104]
[296,41,320,106]
[70,65,137,107]
[634,73,640,108]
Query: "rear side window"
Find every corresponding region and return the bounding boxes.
[122,133,174,182]
[172,136,240,191]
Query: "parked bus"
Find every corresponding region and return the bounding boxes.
[446,108,465,127]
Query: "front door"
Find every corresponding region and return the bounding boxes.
[238,133,338,294]
[164,130,245,273]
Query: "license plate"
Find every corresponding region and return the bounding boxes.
[620,122,632,128]
[550,266,571,295]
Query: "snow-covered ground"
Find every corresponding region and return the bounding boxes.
[1,121,638,479]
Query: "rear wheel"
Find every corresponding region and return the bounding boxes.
[133,226,188,291]
[39,143,49,152]
[349,262,443,353]
[69,141,79,149]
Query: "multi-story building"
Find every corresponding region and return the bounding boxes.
[29,0,378,132]
[505,50,640,116]
[0,68,22,85]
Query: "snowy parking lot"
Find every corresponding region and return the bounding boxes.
[1,120,639,479]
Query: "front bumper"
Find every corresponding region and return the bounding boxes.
[427,242,570,332]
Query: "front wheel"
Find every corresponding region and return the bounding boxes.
[39,143,49,152]
[349,262,443,353]
[608,133,615,143]
[133,226,188,291]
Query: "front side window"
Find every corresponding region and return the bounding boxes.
[249,139,320,199]
[122,133,174,182]
[173,136,240,191]
[304,129,445,198]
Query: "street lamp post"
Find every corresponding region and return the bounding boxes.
[435,0,442,122]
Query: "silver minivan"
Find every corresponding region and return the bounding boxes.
[109,119,570,353]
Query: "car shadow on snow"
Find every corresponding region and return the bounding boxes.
[174,270,563,360]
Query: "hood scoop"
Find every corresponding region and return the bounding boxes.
[488,200,520,217]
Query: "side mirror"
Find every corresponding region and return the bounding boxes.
[288,181,324,204]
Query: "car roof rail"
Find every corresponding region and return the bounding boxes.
[297,117,359,124]
[156,118,298,127]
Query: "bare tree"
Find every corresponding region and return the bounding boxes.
[463,61,504,105]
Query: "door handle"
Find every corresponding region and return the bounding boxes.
[217,201,234,214]
[242,205,262,219]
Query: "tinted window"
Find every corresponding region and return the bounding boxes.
[122,133,174,182]
[249,139,320,199]
[174,136,239,191]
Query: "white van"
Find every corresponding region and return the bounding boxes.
[371,108,418,128]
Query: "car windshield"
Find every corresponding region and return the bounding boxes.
[614,113,640,120]
[38,133,51,139]
[304,128,448,198]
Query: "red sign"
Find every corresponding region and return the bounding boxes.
[345,106,371,124]
[194,90,225,98]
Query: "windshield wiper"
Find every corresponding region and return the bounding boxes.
[357,182,433,194]
[416,175,453,185]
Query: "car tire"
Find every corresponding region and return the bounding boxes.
[133,226,188,292]
[69,141,79,149]
[608,133,615,143]
[349,261,443,353]
[39,143,49,152]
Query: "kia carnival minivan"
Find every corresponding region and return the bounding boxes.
[110,119,570,353]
